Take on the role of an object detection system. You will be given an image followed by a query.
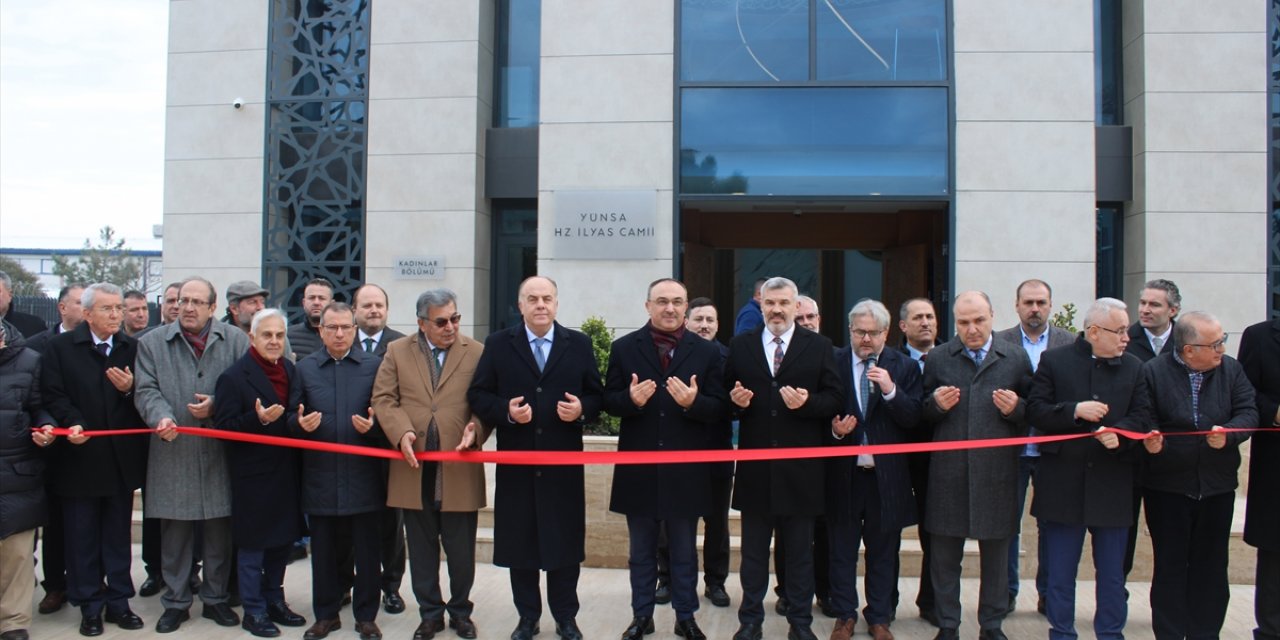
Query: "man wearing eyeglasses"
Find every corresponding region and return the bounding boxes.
[372,288,490,640]
[135,277,250,633]
[1139,311,1256,640]
[1024,298,1152,640]
[289,301,387,640]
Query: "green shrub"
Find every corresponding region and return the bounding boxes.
[578,315,620,436]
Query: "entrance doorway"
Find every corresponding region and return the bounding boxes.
[679,202,949,347]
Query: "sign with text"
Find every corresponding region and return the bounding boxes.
[550,190,659,260]
[393,256,445,280]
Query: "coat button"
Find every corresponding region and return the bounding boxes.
[659,411,666,418]
[197,372,203,378]
[771,410,777,417]
[1092,394,1099,400]
[536,387,542,393]
[535,470,542,477]
[772,381,778,388]
[771,440,778,447]
[536,428,543,435]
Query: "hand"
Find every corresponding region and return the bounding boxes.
[156,418,179,442]
[105,366,133,393]
[1143,430,1164,454]
[455,422,478,451]
[67,425,89,445]
[831,414,857,437]
[508,396,532,424]
[187,393,213,420]
[255,398,284,424]
[729,381,754,409]
[1094,426,1120,450]
[32,425,55,447]
[1075,400,1109,423]
[629,373,657,408]
[1206,425,1226,450]
[351,407,375,434]
[399,431,419,468]
[557,392,583,422]
[297,404,322,432]
[666,375,698,409]
[933,386,961,411]
[865,365,895,395]
[992,389,1019,417]
[779,385,810,410]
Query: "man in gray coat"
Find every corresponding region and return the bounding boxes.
[135,276,250,633]
[921,291,1032,640]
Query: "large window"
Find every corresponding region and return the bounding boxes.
[263,0,370,317]
[1094,0,1121,125]
[494,0,541,127]
[681,87,948,196]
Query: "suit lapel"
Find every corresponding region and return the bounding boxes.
[665,331,698,376]
[407,334,436,399]
[751,328,773,377]
[244,358,282,404]
[635,329,662,376]
[436,337,468,389]
[776,329,810,378]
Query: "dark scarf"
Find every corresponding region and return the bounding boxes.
[648,322,685,371]
[249,345,289,406]
[182,320,212,358]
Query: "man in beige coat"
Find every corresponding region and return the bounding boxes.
[372,288,490,640]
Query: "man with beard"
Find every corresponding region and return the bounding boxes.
[225,281,269,334]
[289,278,334,360]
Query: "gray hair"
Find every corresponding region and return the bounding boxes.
[1143,278,1182,309]
[848,299,891,331]
[416,288,458,318]
[1084,297,1127,327]
[1173,311,1218,350]
[0,270,10,290]
[760,277,797,299]
[250,307,289,335]
[797,294,818,309]
[81,282,123,309]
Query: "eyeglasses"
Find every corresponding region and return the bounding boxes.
[94,304,125,314]
[1090,325,1128,337]
[321,323,356,333]
[177,297,210,308]
[648,298,687,308]
[1187,336,1229,351]
[851,329,884,340]
[421,314,462,328]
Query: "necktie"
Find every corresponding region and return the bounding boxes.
[95,342,109,357]
[860,356,876,415]
[533,338,547,372]
[429,347,444,388]
[771,336,784,376]
[363,338,375,353]
[1152,336,1164,353]
[971,348,985,366]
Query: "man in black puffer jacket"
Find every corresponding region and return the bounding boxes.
[0,320,54,640]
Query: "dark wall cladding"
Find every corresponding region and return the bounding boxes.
[263,0,370,316]
[1271,0,1280,318]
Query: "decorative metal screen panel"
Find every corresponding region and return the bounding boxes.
[1271,0,1280,318]
[263,0,370,317]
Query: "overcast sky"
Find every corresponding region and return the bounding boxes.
[0,0,167,251]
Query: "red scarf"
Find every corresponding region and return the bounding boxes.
[648,323,685,371]
[181,320,211,358]
[249,346,289,406]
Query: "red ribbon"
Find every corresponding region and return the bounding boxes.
[38,426,1277,466]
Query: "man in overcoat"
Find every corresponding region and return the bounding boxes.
[826,299,923,640]
[373,288,490,640]
[605,278,728,640]
[724,276,843,640]
[135,276,249,633]
[920,291,1032,640]
[40,283,149,636]
[467,276,603,640]
[1240,315,1280,640]
[1025,298,1152,640]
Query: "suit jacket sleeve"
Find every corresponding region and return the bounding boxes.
[682,349,728,425]
[603,341,645,419]
[1240,326,1280,427]
[920,355,947,424]
[213,368,256,433]
[794,340,844,421]
[575,333,605,425]
[39,341,85,428]
[371,347,413,448]
[1026,355,1080,433]
[882,354,923,430]
[1223,359,1259,446]
[133,333,176,427]
[467,336,510,428]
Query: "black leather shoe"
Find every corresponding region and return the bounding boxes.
[243,613,282,638]
[355,621,382,640]
[620,616,654,640]
[0,629,30,640]
[1007,593,1017,612]
[654,583,671,605]
[731,622,763,640]
[155,609,189,633]
[786,624,818,640]
[817,597,837,618]
[774,596,789,616]
[978,629,1008,640]
[303,618,342,640]
[228,591,242,607]
[203,602,241,627]
[105,608,145,630]
[704,584,730,607]
[37,590,67,614]
[674,618,706,640]
[920,608,940,627]
[267,601,306,627]
[139,574,162,597]
[382,590,405,614]
[555,619,583,640]
[449,616,477,639]
[932,629,959,640]
[510,617,539,640]
[79,615,104,637]
[413,618,445,640]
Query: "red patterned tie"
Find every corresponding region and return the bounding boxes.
[772,336,784,376]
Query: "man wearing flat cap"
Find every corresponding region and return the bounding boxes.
[225,282,270,335]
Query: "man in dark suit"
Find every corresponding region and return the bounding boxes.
[827,299,923,640]
[288,278,334,360]
[896,297,939,626]
[921,291,1032,640]
[1240,316,1280,640]
[40,282,149,636]
[354,283,408,615]
[606,278,727,640]
[1025,298,1152,640]
[724,276,843,640]
[0,269,48,339]
[993,279,1075,614]
[467,276,604,640]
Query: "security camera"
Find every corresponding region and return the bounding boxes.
[232,98,244,110]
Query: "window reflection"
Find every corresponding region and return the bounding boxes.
[816,0,945,81]
[495,0,541,127]
[682,0,809,82]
